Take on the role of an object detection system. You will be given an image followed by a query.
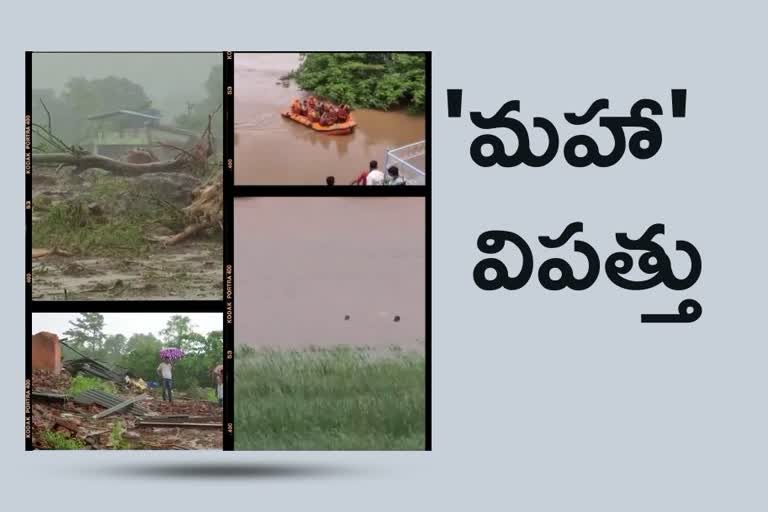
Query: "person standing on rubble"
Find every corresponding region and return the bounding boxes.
[157,357,174,402]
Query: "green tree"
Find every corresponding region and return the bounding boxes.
[172,330,222,390]
[120,333,162,382]
[63,76,152,117]
[63,313,106,356]
[119,326,222,391]
[159,315,196,352]
[294,53,426,112]
[103,334,127,363]
[61,76,153,142]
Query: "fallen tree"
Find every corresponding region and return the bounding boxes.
[32,105,223,248]
[32,153,191,176]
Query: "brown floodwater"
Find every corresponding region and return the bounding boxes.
[234,53,425,185]
[235,197,425,351]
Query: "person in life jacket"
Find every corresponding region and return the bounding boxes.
[337,104,350,122]
[291,98,303,116]
[319,106,339,127]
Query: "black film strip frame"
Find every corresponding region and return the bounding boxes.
[24,51,232,451]
[230,51,432,451]
[25,50,431,452]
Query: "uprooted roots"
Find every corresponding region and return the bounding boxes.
[150,171,223,246]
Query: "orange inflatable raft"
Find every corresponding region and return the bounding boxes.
[281,111,357,135]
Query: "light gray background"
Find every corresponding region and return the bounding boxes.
[3,1,767,511]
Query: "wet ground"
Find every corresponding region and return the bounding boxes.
[234,197,426,351]
[32,243,222,300]
[31,166,222,301]
[234,53,425,185]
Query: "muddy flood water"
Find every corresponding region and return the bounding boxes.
[235,197,425,351]
[234,53,425,185]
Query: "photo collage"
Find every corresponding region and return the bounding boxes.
[26,51,430,451]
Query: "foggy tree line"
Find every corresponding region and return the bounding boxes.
[32,64,223,148]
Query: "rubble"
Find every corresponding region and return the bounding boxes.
[31,369,222,450]
[31,368,71,391]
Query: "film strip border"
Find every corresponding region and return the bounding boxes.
[223,52,234,450]
[228,51,432,451]
[25,50,431,451]
[24,52,232,451]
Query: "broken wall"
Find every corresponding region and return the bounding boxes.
[31,332,62,372]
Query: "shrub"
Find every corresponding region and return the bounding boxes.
[42,431,86,450]
[67,374,116,396]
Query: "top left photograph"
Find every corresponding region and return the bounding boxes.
[30,53,223,301]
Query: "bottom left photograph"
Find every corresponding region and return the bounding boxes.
[30,312,223,450]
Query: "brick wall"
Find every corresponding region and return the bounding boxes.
[31,332,62,372]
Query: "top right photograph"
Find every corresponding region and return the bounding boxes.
[234,52,427,186]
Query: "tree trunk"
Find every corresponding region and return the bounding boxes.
[33,153,189,176]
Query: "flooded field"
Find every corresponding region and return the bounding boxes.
[234,53,425,185]
[235,197,425,350]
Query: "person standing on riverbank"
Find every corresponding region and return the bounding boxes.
[351,160,383,185]
[385,166,407,186]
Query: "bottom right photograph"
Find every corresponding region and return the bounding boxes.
[234,196,426,450]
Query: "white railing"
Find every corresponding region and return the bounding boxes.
[383,140,426,185]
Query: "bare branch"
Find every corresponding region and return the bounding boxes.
[39,98,52,134]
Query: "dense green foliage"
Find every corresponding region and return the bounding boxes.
[61,314,222,392]
[294,53,426,112]
[235,347,425,450]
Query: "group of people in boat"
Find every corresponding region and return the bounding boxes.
[290,96,351,127]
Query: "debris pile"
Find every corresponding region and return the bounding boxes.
[30,368,222,450]
[31,368,71,390]
[64,358,127,383]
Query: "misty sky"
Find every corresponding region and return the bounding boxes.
[32,52,221,117]
[33,313,222,339]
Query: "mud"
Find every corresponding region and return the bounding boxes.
[235,197,425,351]
[32,243,222,300]
[31,166,222,300]
[234,53,425,185]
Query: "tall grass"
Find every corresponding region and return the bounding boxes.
[234,347,425,450]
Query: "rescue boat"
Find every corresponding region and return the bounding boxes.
[281,111,357,135]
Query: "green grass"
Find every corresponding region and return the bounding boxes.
[234,347,425,450]
[67,374,117,396]
[42,431,86,450]
[32,176,186,257]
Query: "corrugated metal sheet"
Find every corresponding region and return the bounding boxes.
[73,389,148,416]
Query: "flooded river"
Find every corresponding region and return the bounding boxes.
[234,53,425,185]
[235,197,425,351]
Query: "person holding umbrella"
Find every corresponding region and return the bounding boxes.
[157,348,184,402]
[156,357,174,402]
